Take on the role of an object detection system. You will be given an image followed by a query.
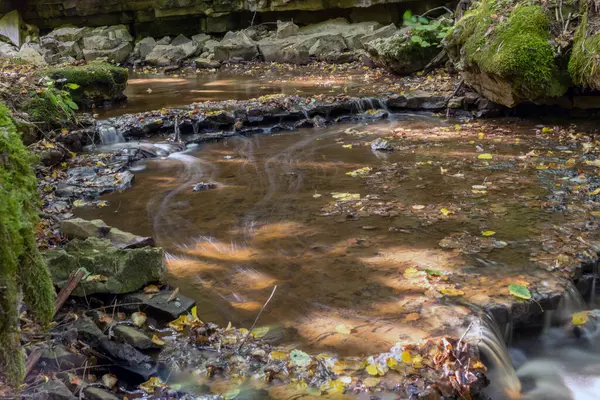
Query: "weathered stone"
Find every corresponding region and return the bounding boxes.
[122,289,195,320]
[300,18,350,35]
[56,40,83,59]
[46,27,89,42]
[15,46,46,65]
[39,345,87,371]
[83,387,119,400]
[133,37,156,59]
[366,30,439,75]
[194,57,221,68]
[83,35,122,51]
[71,317,106,346]
[145,44,186,65]
[39,148,64,166]
[308,34,347,59]
[32,379,75,400]
[90,25,133,43]
[156,36,171,45]
[192,33,211,46]
[276,20,299,39]
[203,39,219,53]
[258,39,310,64]
[214,31,258,61]
[60,218,110,240]
[113,325,156,350]
[0,41,17,57]
[108,227,155,249]
[83,42,133,63]
[170,34,191,46]
[359,23,397,47]
[44,237,165,296]
[0,10,29,47]
[371,137,393,151]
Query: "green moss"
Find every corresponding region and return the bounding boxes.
[569,8,600,90]
[0,103,55,386]
[41,62,128,107]
[451,2,568,102]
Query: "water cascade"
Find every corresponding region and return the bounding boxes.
[98,124,125,145]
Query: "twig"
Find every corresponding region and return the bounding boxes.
[418,6,455,18]
[235,285,277,353]
[54,268,87,315]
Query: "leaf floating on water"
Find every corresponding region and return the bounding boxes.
[508,284,531,300]
[191,306,198,320]
[386,357,398,368]
[478,132,485,140]
[482,230,496,237]
[290,349,311,367]
[424,269,443,277]
[412,354,424,369]
[331,192,360,201]
[412,204,426,210]
[591,211,600,217]
[366,364,378,376]
[223,388,240,400]
[590,188,600,196]
[251,326,270,338]
[346,167,372,177]
[541,127,553,133]
[404,313,421,321]
[97,200,109,208]
[403,267,421,278]
[342,144,353,149]
[335,324,352,335]
[312,193,322,198]
[478,153,493,160]
[572,311,589,326]
[585,160,600,167]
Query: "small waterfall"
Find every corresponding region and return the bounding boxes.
[98,124,125,145]
[351,98,364,113]
[192,119,200,135]
[468,313,521,396]
[555,281,586,324]
[376,98,389,112]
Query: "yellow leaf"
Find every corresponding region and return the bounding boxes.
[143,284,160,294]
[151,335,166,346]
[131,312,147,327]
[342,144,353,149]
[363,377,380,387]
[270,351,288,361]
[440,207,452,216]
[403,267,421,278]
[335,324,352,335]
[332,361,348,374]
[440,287,465,296]
[482,230,496,237]
[251,326,269,338]
[478,132,484,139]
[572,311,589,326]
[412,354,424,368]
[401,351,412,363]
[592,211,600,217]
[73,199,86,207]
[365,364,378,376]
[139,377,164,393]
[191,306,198,320]
[590,188,600,196]
[541,127,553,133]
[478,153,493,160]
[386,357,397,368]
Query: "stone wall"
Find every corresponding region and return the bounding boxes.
[13,0,447,36]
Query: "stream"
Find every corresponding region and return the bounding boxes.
[76,74,600,399]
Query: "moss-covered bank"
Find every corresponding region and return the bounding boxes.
[446,1,568,107]
[0,104,55,386]
[569,3,600,90]
[43,62,128,108]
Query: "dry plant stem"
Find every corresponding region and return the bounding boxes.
[236,285,277,353]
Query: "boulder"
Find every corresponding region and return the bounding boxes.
[366,31,439,75]
[0,41,17,57]
[371,137,393,151]
[108,227,155,249]
[214,31,258,61]
[133,37,156,59]
[156,36,171,45]
[83,35,122,51]
[145,44,186,65]
[89,25,133,43]
[308,34,347,59]
[60,218,110,240]
[258,39,310,64]
[15,46,46,65]
[32,379,75,400]
[46,26,89,42]
[299,18,350,35]
[203,39,219,53]
[192,33,211,46]
[56,41,83,59]
[44,237,165,296]
[170,34,191,46]
[194,57,221,68]
[359,23,397,47]
[276,20,299,39]
[0,10,29,47]
[39,345,87,371]
[83,42,133,63]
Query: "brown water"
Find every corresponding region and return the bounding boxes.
[76,114,588,362]
[97,70,396,118]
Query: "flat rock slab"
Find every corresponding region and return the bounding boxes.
[113,325,157,350]
[121,290,195,320]
[32,379,75,400]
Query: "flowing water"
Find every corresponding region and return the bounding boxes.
[78,75,600,398]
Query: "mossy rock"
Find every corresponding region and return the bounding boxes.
[445,2,569,107]
[44,237,165,296]
[42,62,128,108]
[366,29,440,75]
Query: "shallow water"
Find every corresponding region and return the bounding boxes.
[97,70,392,118]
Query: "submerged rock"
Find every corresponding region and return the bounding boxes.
[45,237,165,295]
[31,379,75,400]
[121,289,195,319]
[371,137,393,151]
